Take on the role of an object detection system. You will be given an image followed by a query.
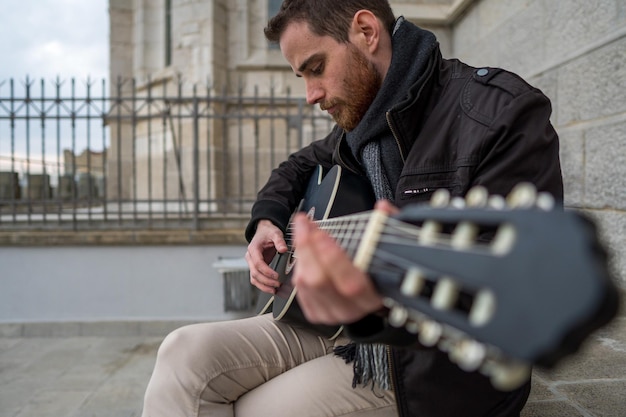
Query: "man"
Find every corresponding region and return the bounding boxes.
[142,1,563,416]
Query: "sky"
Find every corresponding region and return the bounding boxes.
[0,0,109,83]
[0,0,110,176]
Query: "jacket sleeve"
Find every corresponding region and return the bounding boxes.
[472,79,563,201]
[244,126,341,242]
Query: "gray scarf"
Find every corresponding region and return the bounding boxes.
[338,17,438,391]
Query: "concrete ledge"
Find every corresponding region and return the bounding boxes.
[0,316,254,338]
[0,227,248,246]
[3,290,622,338]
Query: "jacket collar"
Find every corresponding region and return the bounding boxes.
[345,18,439,160]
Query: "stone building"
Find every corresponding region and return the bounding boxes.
[108,0,626,285]
[60,149,105,200]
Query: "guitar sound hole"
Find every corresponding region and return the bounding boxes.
[285,252,296,274]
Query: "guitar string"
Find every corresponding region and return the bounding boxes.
[279,214,498,296]
[281,213,458,257]
[280,218,450,307]
[285,213,498,249]
[283,213,477,286]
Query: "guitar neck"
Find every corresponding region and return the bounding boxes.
[310,195,618,391]
[277,166,617,391]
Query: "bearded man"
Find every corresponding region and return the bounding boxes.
[141,1,562,416]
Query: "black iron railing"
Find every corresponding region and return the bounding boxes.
[0,77,333,230]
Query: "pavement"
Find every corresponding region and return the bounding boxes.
[1,304,625,417]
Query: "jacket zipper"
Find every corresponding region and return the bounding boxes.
[386,344,395,392]
[386,111,406,164]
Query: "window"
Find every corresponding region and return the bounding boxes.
[268,0,282,16]
[268,0,282,49]
[165,0,172,66]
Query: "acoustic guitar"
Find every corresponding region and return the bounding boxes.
[256,164,375,339]
[256,165,620,390]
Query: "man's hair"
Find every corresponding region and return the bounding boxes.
[264,0,396,44]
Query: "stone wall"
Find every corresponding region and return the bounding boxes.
[451,0,626,285]
[105,0,625,286]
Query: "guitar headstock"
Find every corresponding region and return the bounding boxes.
[366,184,619,390]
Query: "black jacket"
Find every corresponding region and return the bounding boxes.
[245,28,563,417]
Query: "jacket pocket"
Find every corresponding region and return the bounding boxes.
[396,165,477,206]
[397,171,457,204]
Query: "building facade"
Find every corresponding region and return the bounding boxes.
[108,0,626,284]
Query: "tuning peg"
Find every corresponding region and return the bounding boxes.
[450,196,466,208]
[430,188,451,207]
[418,320,443,347]
[488,195,507,209]
[405,319,420,334]
[401,267,426,297]
[485,361,531,391]
[491,224,517,255]
[506,183,537,208]
[465,185,489,207]
[469,289,496,327]
[388,305,410,327]
[422,190,449,248]
[451,188,486,248]
[420,221,441,245]
[451,222,478,249]
[536,192,555,211]
[382,297,396,310]
[449,339,487,372]
[432,277,459,310]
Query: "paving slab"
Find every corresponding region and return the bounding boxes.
[0,311,625,417]
[0,336,160,417]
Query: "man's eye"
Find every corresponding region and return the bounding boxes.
[311,65,323,75]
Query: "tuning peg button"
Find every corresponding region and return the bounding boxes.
[419,320,443,347]
[450,196,466,209]
[452,222,478,249]
[536,192,555,211]
[488,195,506,209]
[466,186,489,207]
[389,305,409,327]
[401,268,426,297]
[405,319,420,334]
[491,224,517,255]
[432,277,459,310]
[469,290,496,327]
[507,183,537,208]
[420,221,441,245]
[488,362,531,391]
[450,339,487,372]
[430,188,451,207]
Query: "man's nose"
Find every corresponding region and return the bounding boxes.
[305,81,324,105]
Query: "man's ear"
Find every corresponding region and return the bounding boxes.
[349,10,381,54]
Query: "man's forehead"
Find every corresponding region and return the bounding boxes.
[280,21,338,70]
[279,20,318,50]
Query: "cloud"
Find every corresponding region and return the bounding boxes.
[23,39,108,81]
[0,0,109,82]
[0,1,109,182]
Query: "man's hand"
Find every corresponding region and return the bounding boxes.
[245,220,288,294]
[291,200,398,325]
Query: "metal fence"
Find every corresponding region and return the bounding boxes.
[0,77,333,230]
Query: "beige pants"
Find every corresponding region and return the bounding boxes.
[141,313,397,417]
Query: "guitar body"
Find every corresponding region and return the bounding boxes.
[256,165,375,339]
